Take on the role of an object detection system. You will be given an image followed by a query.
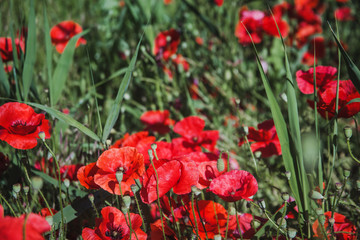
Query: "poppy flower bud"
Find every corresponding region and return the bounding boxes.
[31,176,43,191]
[328,217,335,226]
[309,190,324,200]
[258,199,266,210]
[251,219,261,229]
[281,192,289,202]
[228,206,236,216]
[191,186,202,196]
[285,171,291,180]
[121,196,131,214]
[130,184,139,194]
[115,171,124,184]
[277,218,287,229]
[214,235,222,240]
[13,183,21,194]
[63,178,70,188]
[254,151,262,159]
[61,193,66,199]
[88,193,95,203]
[38,131,46,141]
[151,143,157,150]
[343,169,350,178]
[335,182,343,190]
[217,155,225,172]
[23,186,29,195]
[343,126,352,140]
[106,139,112,148]
[241,126,249,135]
[288,228,297,239]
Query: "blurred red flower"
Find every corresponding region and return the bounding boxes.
[50,20,86,53]
[94,147,145,195]
[301,37,325,66]
[0,37,25,62]
[239,119,281,158]
[140,110,174,134]
[77,162,100,189]
[172,54,190,72]
[153,29,180,61]
[209,170,258,202]
[296,66,337,95]
[214,0,223,6]
[235,9,264,45]
[82,206,147,240]
[262,15,289,38]
[0,205,51,240]
[188,200,236,239]
[0,102,51,149]
[335,7,353,21]
[172,116,219,155]
[39,208,58,217]
[312,211,357,240]
[316,80,360,119]
[140,157,198,204]
[150,219,178,240]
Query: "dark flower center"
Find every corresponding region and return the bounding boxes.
[105,225,123,240]
[9,120,38,135]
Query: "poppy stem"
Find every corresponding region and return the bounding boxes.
[190,193,201,240]
[0,193,16,216]
[346,139,360,164]
[211,200,221,236]
[244,136,258,175]
[234,201,243,240]
[194,194,209,240]
[149,147,166,240]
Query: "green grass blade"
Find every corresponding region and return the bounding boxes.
[242,22,303,213]
[0,57,10,97]
[27,102,100,142]
[52,190,110,230]
[43,0,53,82]
[22,0,36,101]
[267,5,309,218]
[102,35,143,143]
[50,30,88,106]
[328,22,360,93]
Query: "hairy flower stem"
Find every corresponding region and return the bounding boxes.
[211,201,221,236]
[190,193,200,240]
[234,201,244,240]
[149,148,166,240]
[346,139,360,164]
[194,195,209,240]
[0,193,16,216]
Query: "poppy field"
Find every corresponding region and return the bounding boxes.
[1,0,360,239]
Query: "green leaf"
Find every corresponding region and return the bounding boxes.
[43,0,53,82]
[102,35,143,143]
[50,30,88,106]
[328,22,360,93]
[27,102,100,142]
[22,0,37,101]
[52,190,110,230]
[0,56,10,97]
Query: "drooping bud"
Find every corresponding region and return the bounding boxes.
[63,178,70,188]
[288,228,297,239]
[343,126,352,140]
[277,218,287,229]
[38,131,46,141]
[31,176,43,191]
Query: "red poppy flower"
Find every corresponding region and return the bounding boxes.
[77,162,101,189]
[82,206,147,240]
[144,141,173,165]
[39,208,58,217]
[0,37,25,62]
[235,9,265,45]
[209,170,258,202]
[150,219,178,240]
[195,37,204,45]
[153,29,180,61]
[296,66,337,94]
[140,110,175,134]
[228,213,266,239]
[188,200,236,239]
[295,21,322,48]
[59,163,83,181]
[0,102,51,150]
[50,20,87,54]
[316,80,360,119]
[262,15,289,38]
[0,205,51,240]
[312,211,357,240]
[94,147,145,195]
[0,152,9,175]
[140,157,198,204]
[172,116,219,155]
[172,54,190,72]
[301,37,325,66]
[239,119,281,158]
[214,0,223,6]
[335,7,353,21]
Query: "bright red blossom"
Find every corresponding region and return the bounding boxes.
[140,110,174,134]
[0,205,51,240]
[0,37,25,62]
[94,147,145,195]
[153,29,180,61]
[0,102,51,150]
[296,66,337,94]
[82,206,147,240]
[239,119,281,158]
[312,211,357,240]
[209,170,258,202]
[50,20,86,53]
[77,162,101,189]
[235,9,264,45]
[335,7,353,21]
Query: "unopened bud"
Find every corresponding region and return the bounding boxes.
[106,139,112,148]
[31,176,43,190]
[191,186,202,196]
[13,183,21,194]
[151,143,157,150]
[228,206,236,215]
[61,193,66,199]
[251,219,261,229]
[121,196,131,213]
[329,217,335,226]
[214,235,222,240]
[88,194,95,203]
[315,208,323,216]
[23,186,30,195]
[343,169,350,178]
[288,228,297,239]
[310,190,324,200]
[38,131,46,141]
[63,178,70,188]
[217,155,225,172]
[241,126,249,135]
[335,182,343,190]
[148,149,154,162]
[254,151,262,159]
[130,184,139,194]
[319,214,326,225]
[277,218,287,229]
[343,126,352,139]
[116,171,124,183]
[281,192,289,202]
